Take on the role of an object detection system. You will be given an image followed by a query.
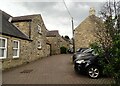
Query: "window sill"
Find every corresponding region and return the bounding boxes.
[0,57,6,60]
[13,56,19,59]
[38,47,42,50]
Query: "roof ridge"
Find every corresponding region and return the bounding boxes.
[13,14,41,18]
[75,15,101,30]
[1,15,30,41]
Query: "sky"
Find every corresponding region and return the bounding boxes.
[0,0,108,38]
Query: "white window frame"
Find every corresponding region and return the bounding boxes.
[38,41,42,49]
[37,25,42,34]
[13,40,20,58]
[0,37,7,59]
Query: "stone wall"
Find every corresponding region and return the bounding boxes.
[47,37,60,55]
[74,16,99,51]
[29,15,47,59]
[0,34,31,70]
[13,22,30,37]
[46,35,70,55]
[46,44,51,56]
[13,15,50,58]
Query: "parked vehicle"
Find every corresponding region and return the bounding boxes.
[68,48,73,54]
[72,48,88,62]
[74,49,103,79]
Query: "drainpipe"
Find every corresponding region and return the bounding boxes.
[72,17,75,53]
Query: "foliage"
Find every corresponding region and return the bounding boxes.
[64,35,70,40]
[60,46,67,54]
[90,43,104,57]
[90,37,120,85]
[90,1,120,85]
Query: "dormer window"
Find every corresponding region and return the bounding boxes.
[37,25,42,34]
[8,17,12,22]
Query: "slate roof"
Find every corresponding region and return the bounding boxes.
[46,30,60,37]
[0,10,30,40]
[0,10,11,20]
[12,14,40,22]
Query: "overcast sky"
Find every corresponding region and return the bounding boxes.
[0,0,107,38]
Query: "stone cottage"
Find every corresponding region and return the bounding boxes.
[74,7,103,51]
[0,10,51,70]
[60,36,70,49]
[46,30,61,55]
[46,30,70,55]
[12,14,51,58]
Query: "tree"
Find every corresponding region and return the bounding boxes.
[64,35,70,40]
[90,0,120,85]
[60,46,67,54]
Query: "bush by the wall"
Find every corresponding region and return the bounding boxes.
[60,46,67,54]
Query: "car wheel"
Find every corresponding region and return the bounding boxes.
[87,66,100,79]
[74,65,79,73]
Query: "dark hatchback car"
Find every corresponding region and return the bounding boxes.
[74,49,103,79]
[72,48,88,62]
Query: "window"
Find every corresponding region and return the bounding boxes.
[37,25,42,34]
[38,41,42,49]
[13,40,20,58]
[0,37,7,59]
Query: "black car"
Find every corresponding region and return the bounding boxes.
[72,48,88,62]
[74,49,103,79]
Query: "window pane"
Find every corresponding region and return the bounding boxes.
[0,49,4,57]
[13,41,18,48]
[13,49,17,56]
[0,39,5,47]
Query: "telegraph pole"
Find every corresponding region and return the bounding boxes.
[63,0,75,53]
[72,17,75,53]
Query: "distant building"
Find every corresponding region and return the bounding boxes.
[46,30,70,55]
[60,36,70,49]
[74,7,103,51]
[46,30,60,55]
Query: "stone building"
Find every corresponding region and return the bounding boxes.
[46,30,70,55]
[60,36,70,49]
[46,30,61,55]
[74,8,103,51]
[0,10,51,70]
[12,14,51,58]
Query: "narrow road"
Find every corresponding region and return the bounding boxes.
[2,54,112,84]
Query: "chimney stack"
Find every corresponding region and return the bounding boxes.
[89,7,96,16]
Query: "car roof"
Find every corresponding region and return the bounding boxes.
[82,48,94,53]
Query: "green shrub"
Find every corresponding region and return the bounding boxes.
[90,36,120,85]
[60,46,67,54]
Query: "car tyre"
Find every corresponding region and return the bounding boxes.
[74,65,80,74]
[87,66,100,79]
